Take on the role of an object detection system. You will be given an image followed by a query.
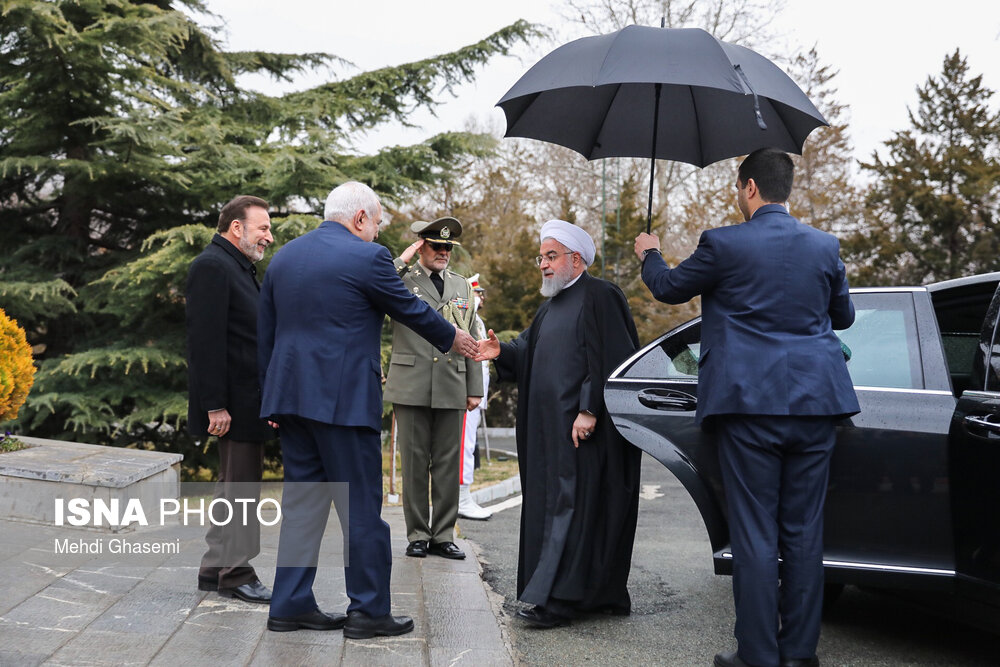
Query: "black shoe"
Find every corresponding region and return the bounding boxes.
[406,540,428,557]
[197,576,217,592]
[714,651,753,667]
[218,579,271,604]
[267,608,347,632]
[515,606,570,628]
[342,610,415,639]
[428,541,465,560]
[781,658,819,667]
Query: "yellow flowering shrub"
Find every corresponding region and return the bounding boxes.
[0,308,35,423]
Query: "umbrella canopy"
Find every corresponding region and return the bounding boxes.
[498,26,827,168]
[497,26,827,232]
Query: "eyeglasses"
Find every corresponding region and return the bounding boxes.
[428,242,453,252]
[534,251,574,266]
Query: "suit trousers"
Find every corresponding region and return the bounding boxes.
[716,415,836,667]
[395,404,464,544]
[199,438,264,589]
[269,417,392,618]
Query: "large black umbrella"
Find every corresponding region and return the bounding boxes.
[497,25,828,231]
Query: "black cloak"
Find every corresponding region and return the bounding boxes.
[494,271,642,613]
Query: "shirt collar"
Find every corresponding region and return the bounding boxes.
[211,234,256,274]
[750,203,788,220]
[418,260,444,278]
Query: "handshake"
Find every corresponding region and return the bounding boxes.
[450,325,501,363]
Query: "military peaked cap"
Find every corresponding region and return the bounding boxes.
[410,216,463,246]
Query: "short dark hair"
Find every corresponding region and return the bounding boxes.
[217,195,269,233]
[737,148,794,203]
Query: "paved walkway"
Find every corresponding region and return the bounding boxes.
[0,502,516,666]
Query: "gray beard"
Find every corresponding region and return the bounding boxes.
[239,236,265,263]
[540,267,573,297]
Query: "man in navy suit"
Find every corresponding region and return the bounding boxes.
[258,181,479,638]
[635,148,859,667]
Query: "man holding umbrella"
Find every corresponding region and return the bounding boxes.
[634,148,859,667]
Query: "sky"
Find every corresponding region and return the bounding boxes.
[200,0,1000,166]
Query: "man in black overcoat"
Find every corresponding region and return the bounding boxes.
[186,194,276,604]
[476,219,642,628]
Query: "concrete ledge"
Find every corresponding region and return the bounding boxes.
[472,475,521,504]
[0,436,182,487]
[0,436,183,532]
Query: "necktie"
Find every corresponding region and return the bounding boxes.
[430,271,444,296]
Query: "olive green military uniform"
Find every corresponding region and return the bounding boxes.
[384,227,483,546]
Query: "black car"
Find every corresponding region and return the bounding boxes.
[606,272,1000,606]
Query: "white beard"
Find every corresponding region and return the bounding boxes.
[540,263,574,297]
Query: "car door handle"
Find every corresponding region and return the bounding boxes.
[638,388,697,411]
[964,414,1000,436]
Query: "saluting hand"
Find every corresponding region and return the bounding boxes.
[451,326,479,359]
[474,329,500,362]
[400,239,424,264]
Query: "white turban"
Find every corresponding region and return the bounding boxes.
[539,219,596,267]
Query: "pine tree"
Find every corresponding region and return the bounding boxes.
[847,50,1000,285]
[1,0,536,474]
[786,47,864,240]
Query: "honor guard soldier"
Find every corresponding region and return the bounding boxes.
[385,217,484,560]
[458,274,492,520]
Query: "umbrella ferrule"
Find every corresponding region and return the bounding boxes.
[734,64,768,131]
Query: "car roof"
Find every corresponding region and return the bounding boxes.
[926,271,1000,293]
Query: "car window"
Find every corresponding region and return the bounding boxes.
[622,321,701,380]
[836,292,923,389]
[930,279,999,394]
[984,288,1000,393]
[621,292,923,389]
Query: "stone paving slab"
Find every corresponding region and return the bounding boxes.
[1,437,182,487]
[429,647,514,666]
[0,504,516,666]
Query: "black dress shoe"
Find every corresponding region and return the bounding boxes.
[197,576,217,592]
[428,541,465,559]
[343,610,415,639]
[781,658,819,667]
[406,540,428,557]
[218,579,271,604]
[515,606,570,628]
[714,651,753,667]
[267,608,347,632]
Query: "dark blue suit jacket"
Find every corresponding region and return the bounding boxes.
[642,204,860,424]
[258,222,456,431]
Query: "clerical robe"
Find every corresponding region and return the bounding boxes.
[494,271,642,614]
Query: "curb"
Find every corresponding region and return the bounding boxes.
[472,474,521,505]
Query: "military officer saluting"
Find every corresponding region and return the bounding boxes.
[385,217,484,559]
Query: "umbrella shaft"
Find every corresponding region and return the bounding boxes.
[647,83,662,234]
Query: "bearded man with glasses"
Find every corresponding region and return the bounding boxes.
[476,219,642,628]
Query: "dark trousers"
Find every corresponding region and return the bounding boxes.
[395,404,463,544]
[716,415,836,667]
[199,438,264,589]
[269,417,391,618]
